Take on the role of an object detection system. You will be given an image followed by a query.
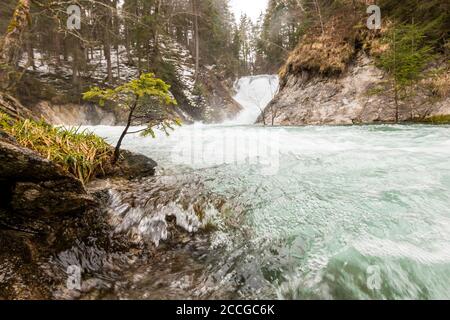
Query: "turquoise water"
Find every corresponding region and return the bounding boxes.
[88,124,450,299]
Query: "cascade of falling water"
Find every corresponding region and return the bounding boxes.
[227,74,279,125]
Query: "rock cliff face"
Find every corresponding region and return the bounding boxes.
[262,53,450,125]
[31,101,125,126]
[23,78,240,126]
[198,71,242,123]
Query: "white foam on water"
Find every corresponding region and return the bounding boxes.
[80,86,450,299]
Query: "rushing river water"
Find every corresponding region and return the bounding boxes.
[84,123,450,299]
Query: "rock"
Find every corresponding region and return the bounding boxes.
[262,53,450,125]
[0,133,156,299]
[32,101,125,126]
[0,138,72,181]
[0,136,98,299]
[108,150,158,179]
[0,137,96,216]
[11,181,95,217]
[197,70,242,123]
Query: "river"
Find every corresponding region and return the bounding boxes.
[81,76,450,299]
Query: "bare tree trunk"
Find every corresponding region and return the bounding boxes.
[116,48,121,80]
[125,29,132,64]
[113,0,119,52]
[313,0,325,35]
[394,82,399,123]
[71,37,83,95]
[0,0,31,90]
[63,38,68,62]
[270,106,277,126]
[147,40,151,71]
[85,47,90,63]
[54,23,62,67]
[153,0,161,59]
[113,99,138,164]
[26,32,35,70]
[104,21,113,83]
[393,27,399,123]
[137,35,142,74]
[192,0,200,82]
[113,0,120,79]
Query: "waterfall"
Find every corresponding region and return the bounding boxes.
[228,74,279,125]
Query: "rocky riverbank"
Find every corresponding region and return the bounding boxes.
[260,53,449,126]
[0,131,159,299]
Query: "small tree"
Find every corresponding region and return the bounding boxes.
[378,23,433,122]
[83,73,180,164]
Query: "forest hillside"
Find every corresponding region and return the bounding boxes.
[0,0,260,124]
[260,0,449,125]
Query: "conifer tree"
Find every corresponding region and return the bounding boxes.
[379,23,434,122]
[83,73,180,163]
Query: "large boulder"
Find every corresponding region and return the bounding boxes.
[0,135,104,299]
[118,150,158,179]
[11,181,95,216]
[0,137,96,216]
[103,150,158,180]
[0,133,156,299]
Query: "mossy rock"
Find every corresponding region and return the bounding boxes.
[423,114,450,124]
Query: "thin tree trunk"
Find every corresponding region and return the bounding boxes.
[394,82,399,123]
[393,27,399,123]
[137,39,142,74]
[113,99,137,164]
[192,0,200,82]
[85,47,90,63]
[26,32,35,70]
[71,37,83,95]
[259,107,266,126]
[0,0,31,90]
[153,0,161,59]
[63,38,68,62]
[54,25,62,67]
[125,25,132,64]
[113,0,119,52]
[313,0,325,35]
[113,0,120,79]
[116,48,120,80]
[104,21,113,83]
[271,106,277,126]
[135,5,142,75]
[147,40,151,71]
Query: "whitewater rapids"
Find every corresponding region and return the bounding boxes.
[77,75,450,299]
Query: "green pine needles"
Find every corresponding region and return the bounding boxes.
[83,73,181,164]
[378,23,434,122]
